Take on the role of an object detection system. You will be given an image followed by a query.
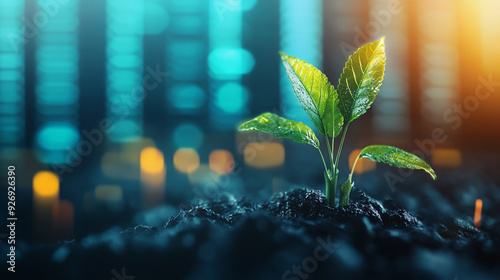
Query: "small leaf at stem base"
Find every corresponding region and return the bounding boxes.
[339,179,353,208]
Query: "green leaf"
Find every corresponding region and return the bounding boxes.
[238,112,319,148]
[337,37,386,123]
[358,145,437,180]
[323,89,344,138]
[280,52,343,137]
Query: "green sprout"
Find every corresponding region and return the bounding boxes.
[238,37,437,207]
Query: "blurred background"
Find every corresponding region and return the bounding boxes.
[0,0,499,242]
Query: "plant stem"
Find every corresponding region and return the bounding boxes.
[334,123,350,169]
[339,154,360,208]
[330,124,350,208]
[331,168,338,206]
[331,133,335,165]
[324,170,335,206]
[319,146,336,206]
[324,134,334,171]
[329,129,337,207]
[349,153,361,181]
[317,147,328,173]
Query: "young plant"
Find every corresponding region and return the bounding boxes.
[238,37,436,207]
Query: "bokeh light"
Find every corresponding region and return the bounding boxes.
[244,143,285,168]
[108,120,142,143]
[214,83,249,114]
[106,0,144,142]
[174,148,200,173]
[432,149,462,167]
[35,0,80,164]
[280,0,322,124]
[209,149,235,174]
[168,40,205,80]
[0,0,24,152]
[140,147,165,174]
[173,124,204,149]
[36,124,79,151]
[208,48,255,79]
[169,84,206,113]
[240,0,258,10]
[33,171,60,197]
[474,199,483,229]
[1,0,499,263]
[144,2,169,35]
[349,149,376,175]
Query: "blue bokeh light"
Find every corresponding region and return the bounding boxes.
[0,15,24,153]
[208,48,255,79]
[214,83,249,114]
[169,84,206,113]
[108,120,142,142]
[173,124,204,149]
[35,0,80,163]
[36,124,79,151]
[144,2,169,35]
[106,0,144,142]
[280,0,322,127]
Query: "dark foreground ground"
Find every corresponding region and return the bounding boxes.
[2,173,499,280]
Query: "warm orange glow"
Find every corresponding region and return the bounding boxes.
[33,171,59,197]
[33,171,59,241]
[101,139,156,179]
[480,0,500,73]
[209,150,235,174]
[141,169,166,189]
[349,150,376,175]
[432,149,462,167]
[141,147,165,174]
[173,148,200,173]
[141,147,166,208]
[474,199,483,229]
[141,168,166,208]
[244,142,285,168]
[95,185,123,202]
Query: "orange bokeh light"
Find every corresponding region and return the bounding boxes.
[209,150,235,174]
[349,149,376,175]
[432,149,462,167]
[33,171,59,197]
[474,199,482,229]
[244,143,285,168]
[173,148,200,174]
[141,147,165,174]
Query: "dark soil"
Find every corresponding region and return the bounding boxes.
[3,188,499,280]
